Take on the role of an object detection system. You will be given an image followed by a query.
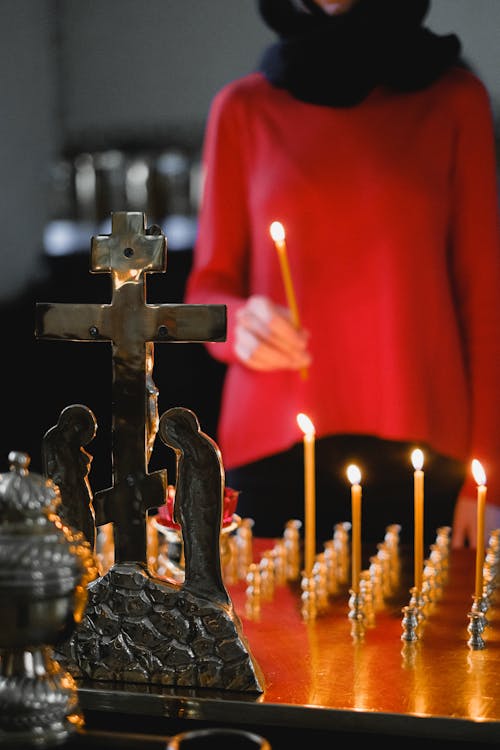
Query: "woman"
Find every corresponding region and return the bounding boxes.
[185,0,500,548]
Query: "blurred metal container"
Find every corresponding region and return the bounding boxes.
[74,152,97,221]
[93,149,127,222]
[152,147,192,220]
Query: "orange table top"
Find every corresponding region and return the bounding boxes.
[79,540,500,744]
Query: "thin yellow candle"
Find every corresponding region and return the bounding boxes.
[270,221,307,380]
[472,459,487,600]
[346,464,362,594]
[297,413,316,576]
[411,448,424,593]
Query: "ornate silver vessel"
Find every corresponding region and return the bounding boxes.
[0,451,97,747]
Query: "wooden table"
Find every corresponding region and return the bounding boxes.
[78,543,500,747]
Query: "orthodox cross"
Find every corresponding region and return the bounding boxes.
[35,212,226,565]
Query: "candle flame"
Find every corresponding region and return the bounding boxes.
[297,412,315,436]
[346,464,361,486]
[472,458,486,486]
[411,448,424,471]
[270,221,285,243]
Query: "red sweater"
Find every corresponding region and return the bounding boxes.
[185,69,500,504]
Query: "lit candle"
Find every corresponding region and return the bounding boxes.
[346,464,362,594]
[411,448,424,593]
[471,459,487,600]
[297,413,316,576]
[270,221,307,379]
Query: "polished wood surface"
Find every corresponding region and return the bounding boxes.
[79,541,500,744]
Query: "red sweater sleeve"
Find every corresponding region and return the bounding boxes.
[449,75,500,503]
[185,83,251,364]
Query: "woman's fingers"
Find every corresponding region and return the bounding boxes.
[234,295,311,371]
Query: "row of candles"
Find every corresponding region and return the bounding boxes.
[297,411,488,600]
[270,219,488,600]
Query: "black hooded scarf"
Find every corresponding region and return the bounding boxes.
[257,0,462,106]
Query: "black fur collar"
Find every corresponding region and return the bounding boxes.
[257,0,461,106]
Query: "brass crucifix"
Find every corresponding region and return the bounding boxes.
[35,212,226,565]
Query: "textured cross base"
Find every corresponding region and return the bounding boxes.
[55,562,264,693]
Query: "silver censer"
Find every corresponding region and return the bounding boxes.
[0,451,97,747]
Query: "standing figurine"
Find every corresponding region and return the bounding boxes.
[42,404,97,552]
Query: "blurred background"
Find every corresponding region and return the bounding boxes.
[1,0,499,490]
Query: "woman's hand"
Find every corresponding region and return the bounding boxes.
[234,295,311,372]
